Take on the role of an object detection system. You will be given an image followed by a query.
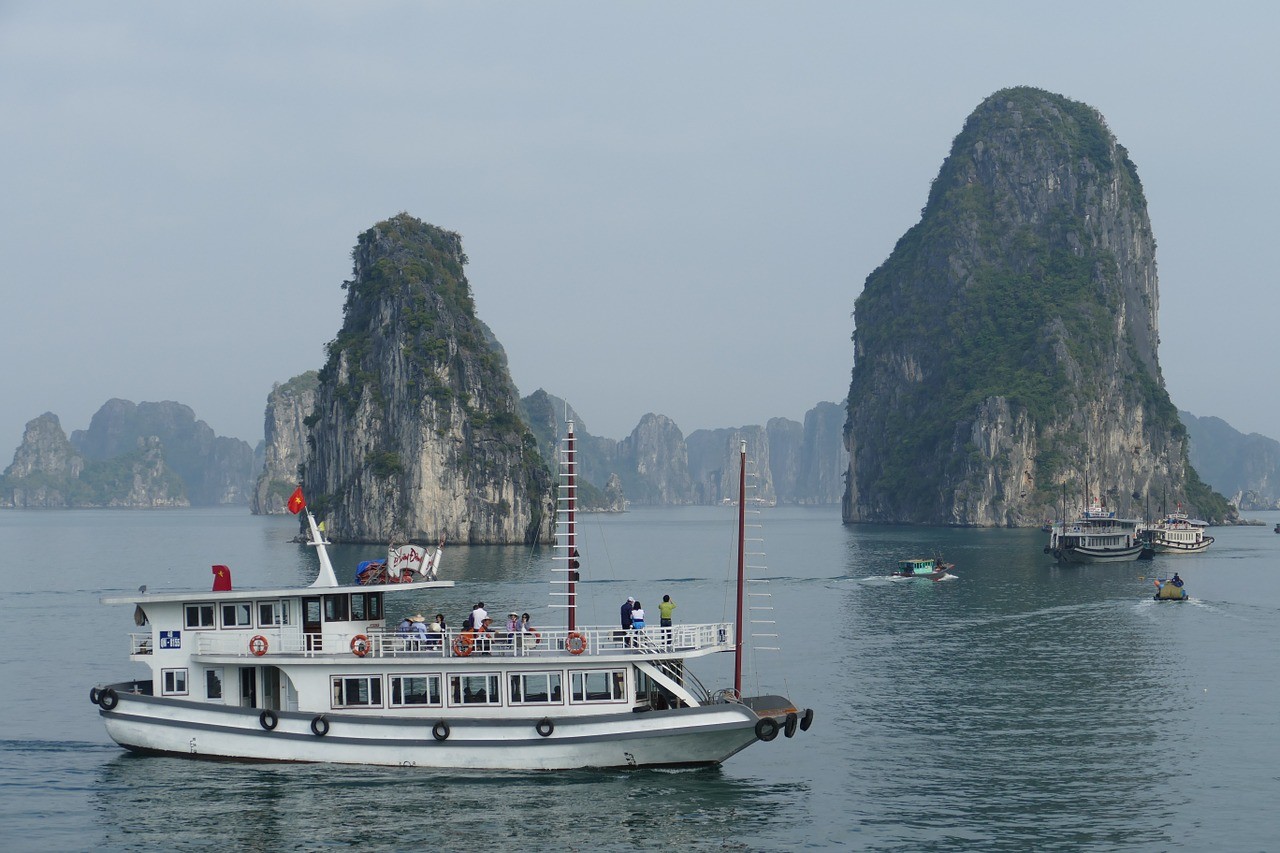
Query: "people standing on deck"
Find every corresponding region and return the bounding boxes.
[469,602,488,630]
[630,601,646,648]
[520,613,540,648]
[620,596,634,647]
[409,614,430,648]
[426,615,444,648]
[398,614,413,635]
[658,594,676,645]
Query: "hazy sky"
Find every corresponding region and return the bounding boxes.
[2,2,1276,456]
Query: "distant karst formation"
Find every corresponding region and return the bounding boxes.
[301,213,553,544]
[252,371,319,515]
[0,401,255,508]
[843,86,1231,526]
[1180,411,1280,511]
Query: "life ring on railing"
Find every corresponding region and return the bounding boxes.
[89,687,101,706]
[754,717,779,742]
[249,635,269,657]
[565,632,587,655]
[260,709,279,731]
[98,687,119,711]
[452,634,475,657]
[432,720,450,741]
[310,715,329,737]
[351,634,370,657]
[536,717,555,737]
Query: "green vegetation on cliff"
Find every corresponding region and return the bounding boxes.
[847,86,1226,523]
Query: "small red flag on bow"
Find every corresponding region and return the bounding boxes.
[287,487,306,514]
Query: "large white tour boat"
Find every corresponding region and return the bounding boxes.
[90,425,812,769]
[1045,500,1146,563]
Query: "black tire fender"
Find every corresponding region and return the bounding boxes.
[310,715,329,736]
[536,717,554,737]
[432,720,450,742]
[784,712,798,738]
[98,687,119,711]
[754,717,779,742]
[89,687,101,706]
[799,708,814,732]
[260,709,279,731]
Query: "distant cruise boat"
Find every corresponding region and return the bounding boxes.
[1143,509,1214,555]
[1045,499,1145,563]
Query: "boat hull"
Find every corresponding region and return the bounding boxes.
[1146,538,1214,555]
[1052,543,1145,563]
[95,683,764,769]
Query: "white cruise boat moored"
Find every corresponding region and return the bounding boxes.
[90,424,813,769]
[1045,500,1146,563]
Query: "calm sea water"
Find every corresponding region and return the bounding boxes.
[2,505,1279,851]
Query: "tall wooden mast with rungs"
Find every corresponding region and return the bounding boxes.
[734,439,746,695]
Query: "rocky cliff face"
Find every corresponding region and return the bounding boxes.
[617,414,693,505]
[797,401,849,505]
[844,87,1227,525]
[688,425,776,505]
[71,399,255,505]
[0,412,188,507]
[252,372,319,514]
[304,214,552,544]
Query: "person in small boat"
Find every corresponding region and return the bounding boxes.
[1172,573,1183,587]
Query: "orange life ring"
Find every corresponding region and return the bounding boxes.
[350,634,370,657]
[566,631,587,655]
[249,635,268,657]
[452,634,475,657]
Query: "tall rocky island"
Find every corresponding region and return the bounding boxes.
[304,214,552,544]
[844,87,1229,526]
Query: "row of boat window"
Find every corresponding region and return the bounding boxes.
[183,593,384,632]
[160,668,629,709]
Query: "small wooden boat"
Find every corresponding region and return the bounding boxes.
[891,557,955,581]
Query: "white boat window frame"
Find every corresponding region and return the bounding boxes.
[221,601,253,629]
[257,600,290,628]
[205,668,223,701]
[161,668,189,696]
[447,673,501,707]
[570,669,627,704]
[509,671,563,705]
[330,674,383,709]
[184,603,215,630]
[323,594,350,623]
[388,673,442,708]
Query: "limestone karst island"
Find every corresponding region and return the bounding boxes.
[4,86,1272,535]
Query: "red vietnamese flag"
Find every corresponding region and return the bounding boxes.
[212,564,232,591]
[287,486,306,514]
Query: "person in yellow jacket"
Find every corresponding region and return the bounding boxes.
[658,595,676,646]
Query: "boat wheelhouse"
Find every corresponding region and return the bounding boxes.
[90,426,813,769]
[1045,500,1146,563]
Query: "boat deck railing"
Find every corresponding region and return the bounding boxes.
[184,622,735,660]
